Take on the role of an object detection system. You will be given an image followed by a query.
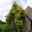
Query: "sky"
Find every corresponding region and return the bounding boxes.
[0,0,14,22]
[15,0,32,9]
[0,0,32,22]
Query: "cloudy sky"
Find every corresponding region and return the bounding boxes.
[0,0,32,22]
[16,0,32,9]
[0,0,14,22]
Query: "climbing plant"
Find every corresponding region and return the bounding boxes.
[6,2,26,32]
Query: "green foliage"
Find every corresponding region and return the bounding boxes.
[6,2,26,32]
[0,20,7,32]
[0,2,26,32]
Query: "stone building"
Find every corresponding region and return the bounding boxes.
[25,6,32,32]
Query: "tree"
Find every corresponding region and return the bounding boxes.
[0,20,7,32]
[6,2,26,32]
